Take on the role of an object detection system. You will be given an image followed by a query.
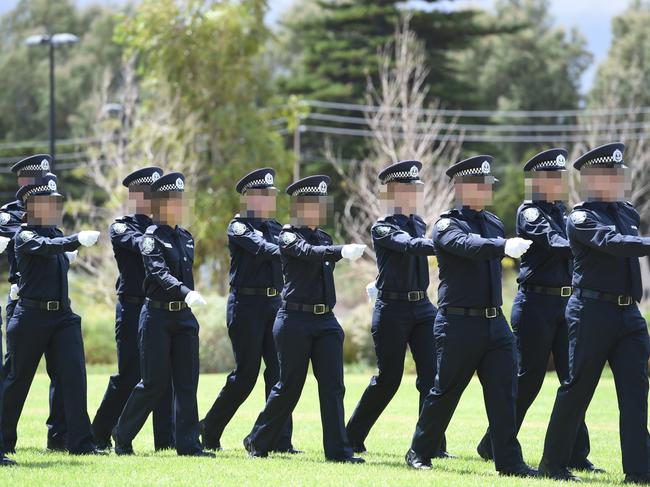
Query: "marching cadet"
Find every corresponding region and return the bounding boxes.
[476,149,601,472]
[91,167,174,451]
[346,160,449,457]
[0,155,67,451]
[201,168,297,453]
[405,156,537,477]
[112,172,214,457]
[1,174,104,455]
[243,175,366,463]
[539,143,650,483]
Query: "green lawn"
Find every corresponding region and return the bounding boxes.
[1,368,631,486]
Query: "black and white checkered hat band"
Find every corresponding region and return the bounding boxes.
[241,178,272,192]
[18,164,48,174]
[584,156,624,166]
[156,183,183,192]
[383,171,418,183]
[291,187,324,196]
[128,176,157,186]
[532,160,563,170]
[454,167,490,177]
[21,185,52,200]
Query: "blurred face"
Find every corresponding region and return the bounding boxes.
[290,195,331,227]
[18,173,44,187]
[580,166,630,202]
[454,176,495,210]
[153,192,187,227]
[128,186,153,215]
[380,182,423,215]
[525,171,568,202]
[27,194,63,226]
[240,188,277,219]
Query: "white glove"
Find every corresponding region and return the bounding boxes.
[366,281,378,303]
[341,244,367,261]
[184,290,207,307]
[0,236,9,254]
[504,237,533,259]
[66,250,78,263]
[78,230,100,247]
[9,283,18,301]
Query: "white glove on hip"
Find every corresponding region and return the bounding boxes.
[9,283,18,301]
[366,281,378,303]
[504,237,533,259]
[341,244,367,261]
[78,230,100,247]
[0,236,10,254]
[66,250,78,263]
[185,290,207,307]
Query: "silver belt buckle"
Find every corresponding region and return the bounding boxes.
[168,301,182,311]
[46,301,60,311]
[313,304,326,315]
[560,286,572,297]
[485,307,497,318]
[617,295,632,306]
[267,287,278,297]
[407,291,421,301]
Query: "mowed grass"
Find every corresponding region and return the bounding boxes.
[1,368,631,486]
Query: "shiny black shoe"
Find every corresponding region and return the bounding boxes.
[499,464,539,478]
[350,441,368,454]
[539,460,582,482]
[94,439,112,451]
[199,420,222,451]
[111,428,134,456]
[154,444,175,452]
[433,451,456,459]
[181,450,216,458]
[570,459,606,473]
[405,449,432,470]
[0,455,17,467]
[243,436,267,458]
[75,448,109,456]
[625,473,650,484]
[476,440,493,461]
[273,447,304,454]
[46,437,67,452]
[332,456,365,464]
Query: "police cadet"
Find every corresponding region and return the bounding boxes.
[346,160,448,457]
[201,168,297,453]
[1,174,104,455]
[0,155,67,451]
[539,143,650,484]
[113,172,214,458]
[91,167,174,451]
[243,175,366,463]
[476,149,601,473]
[405,156,537,477]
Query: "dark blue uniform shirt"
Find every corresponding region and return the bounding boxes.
[516,201,572,286]
[110,213,152,297]
[371,213,435,292]
[227,215,283,290]
[568,201,650,301]
[0,200,26,284]
[278,225,343,308]
[432,208,506,308]
[141,224,195,301]
[14,225,80,302]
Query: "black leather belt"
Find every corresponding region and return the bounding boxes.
[520,284,572,297]
[119,294,145,304]
[282,302,331,315]
[231,287,279,297]
[377,290,426,302]
[444,306,502,318]
[574,288,634,306]
[19,298,69,311]
[146,299,188,311]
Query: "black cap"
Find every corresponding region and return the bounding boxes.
[285,175,330,196]
[151,172,185,193]
[16,173,60,202]
[446,155,496,180]
[523,148,568,172]
[378,160,422,184]
[573,142,626,171]
[122,166,163,188]
[236,168,276,194]
[11,154,52,175]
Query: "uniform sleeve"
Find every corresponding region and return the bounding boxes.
[15,231,81,256]
[433,219,506,260]
[568,211,650,257]
[518,210,572,257]
[228,223,280,260]
[279,232,343,262]
[141,235,192,299]
[110,221,142,254]
[372,225,436,256]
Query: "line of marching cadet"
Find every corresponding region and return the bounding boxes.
[0,142,648,484]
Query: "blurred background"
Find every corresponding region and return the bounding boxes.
[0,0,648,372]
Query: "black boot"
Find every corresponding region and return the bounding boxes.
[112,427,134,456]
[199,420,222,451]
[331,456,365,464]
[0,455,17,467]
[570,459,605,473]
[180,450,216,458]
[539,458,582,482]
[243,435,267,458]
[499,464,539,478]
[405,449,432,470]
[349,440,367,454]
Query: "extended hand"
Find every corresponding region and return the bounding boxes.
[78,230,100,247]
[341,244,367,261]
[504,237,533,259]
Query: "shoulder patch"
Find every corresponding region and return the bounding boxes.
[282,232,297,244]
[282,223,291,229]
[436,218,451,232]
[19,230,35,242]
[142,236,156,254]
[232,221,247,236]
[522,207,540,223]
[0,212,10,225]
[570,211,587,225]
[112,222,128,234]
[374,225,392,236]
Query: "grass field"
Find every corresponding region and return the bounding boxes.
[0,368,633,486]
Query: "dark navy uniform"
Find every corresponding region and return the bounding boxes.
[477,149,593,469]
[408,156,531,475]
[1,175,97,454]
[539,144,650,482]
[346,161,445,455]
[245,175,361,462]
[92,166,174,450]
[114,173,209,457]
[202,168,294,451]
